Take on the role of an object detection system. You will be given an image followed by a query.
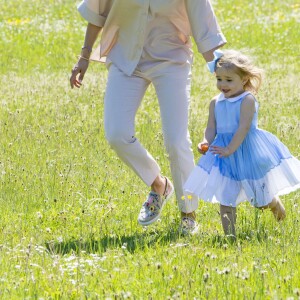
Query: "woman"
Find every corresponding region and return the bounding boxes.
[70,0,226,234]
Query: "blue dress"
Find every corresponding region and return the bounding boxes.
[184,91,300,207]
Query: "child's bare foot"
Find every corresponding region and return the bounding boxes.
[269,197,286,221]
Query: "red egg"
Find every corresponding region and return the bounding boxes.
[201,144,209,153]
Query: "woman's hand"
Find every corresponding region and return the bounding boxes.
[197,142,209,155]
[70,57,89,89]
[70,23,102,89]
[210,145,231,158]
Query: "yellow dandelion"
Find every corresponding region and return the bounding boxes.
[6,18,31,26]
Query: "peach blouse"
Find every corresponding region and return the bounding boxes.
[78,0,226,75]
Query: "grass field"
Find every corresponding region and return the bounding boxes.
[0,0,300,299]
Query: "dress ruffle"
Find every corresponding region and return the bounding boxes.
[184,129,300,207]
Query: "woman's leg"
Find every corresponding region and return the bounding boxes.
[104,65,160,186]
[152,64,198,215]
[104,65,174,226]
[220,205,237,236]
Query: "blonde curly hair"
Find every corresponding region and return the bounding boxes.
[216,50,264,94]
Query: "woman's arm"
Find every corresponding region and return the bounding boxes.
[82,23,103,56]
[210,95,256,157]
[198,98,217,154]
[185,0,226,60]
[70,23,102,89]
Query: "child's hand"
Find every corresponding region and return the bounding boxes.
[197,142,209,155]
[210,145,231,157]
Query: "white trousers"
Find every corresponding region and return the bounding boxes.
[104,63,198,213]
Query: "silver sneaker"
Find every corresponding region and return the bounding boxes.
[180,217,199,235]
[138,177,174,226]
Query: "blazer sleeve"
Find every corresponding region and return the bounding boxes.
[185,0,226,53]
[77,0,112,27]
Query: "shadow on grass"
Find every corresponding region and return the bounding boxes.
[45,227,181,255]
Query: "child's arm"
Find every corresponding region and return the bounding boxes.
[197,98,217,154]
[210,95,256,157]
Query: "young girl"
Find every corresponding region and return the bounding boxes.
[184,50,300,236]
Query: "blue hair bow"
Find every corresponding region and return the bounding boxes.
[207,50,224,73]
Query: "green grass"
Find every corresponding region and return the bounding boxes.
[0,0,300,299]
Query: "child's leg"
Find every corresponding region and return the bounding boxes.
[220,205,237,236]
[260,196,286,221]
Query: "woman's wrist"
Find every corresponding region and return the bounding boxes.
[80,46,92,59]
[78,55,89,61]
[80,49,91,59]
[81,45,92,53]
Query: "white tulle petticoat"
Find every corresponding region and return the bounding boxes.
[184,157,300,207]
